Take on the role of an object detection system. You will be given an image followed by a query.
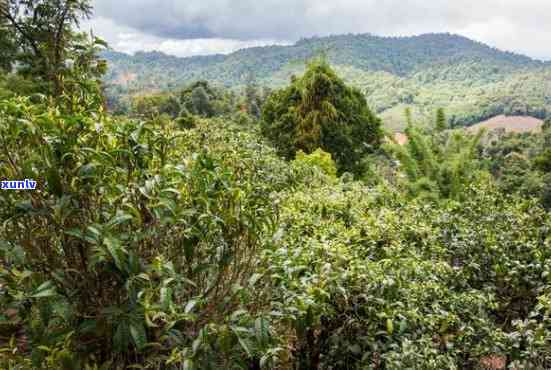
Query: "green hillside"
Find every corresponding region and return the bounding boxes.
[103,33,551,130]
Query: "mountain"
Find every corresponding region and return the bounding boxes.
[102,33,551,130]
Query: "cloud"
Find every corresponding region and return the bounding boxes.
[86,0,551,60]
[80,17,286,57]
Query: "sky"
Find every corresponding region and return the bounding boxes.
[82,0,551,60]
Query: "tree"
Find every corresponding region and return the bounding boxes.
[131,93,181,119]
[435,108,447,132]
[180,81,226,117]
[0,0,17,72]
[191,85,212,117]
[0,0,100,96]
[261,59,383,174]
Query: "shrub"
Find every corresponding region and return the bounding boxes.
[262,180,551,369]
[293,149,337,178]
[0,97,285,368]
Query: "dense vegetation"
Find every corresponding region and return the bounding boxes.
[102,33,551,131]
[1,2,551,369]
[479,120,551,209]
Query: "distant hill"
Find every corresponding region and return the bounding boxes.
[102,33,551,130]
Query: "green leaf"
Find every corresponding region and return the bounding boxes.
[130,323,147,351]
[113,322,130,353]
[64,228,84,240]
[386,318,394,335]
[236,336,252,357]
[104,237,125,271]
[231,325,253,357]
[160,287,172,310]
[107,213,134,229]
[31,281,56,298]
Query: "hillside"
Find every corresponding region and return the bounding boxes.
[468,115,544,134]
[102,33,551,130]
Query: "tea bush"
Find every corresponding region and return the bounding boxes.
[0,97,288,369]
[261,178,551,369]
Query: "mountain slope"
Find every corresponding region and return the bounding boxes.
[102,33,551,130]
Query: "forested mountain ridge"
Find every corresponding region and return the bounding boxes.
[103,33,551,130]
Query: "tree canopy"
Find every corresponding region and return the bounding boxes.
[261,59,383,174]
[0,0,106,97]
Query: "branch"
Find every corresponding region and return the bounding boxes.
[0,4,45,62]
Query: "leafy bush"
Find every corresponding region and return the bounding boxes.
[293,149,337,178]
[0,97,287,369]
[262,179,551,369]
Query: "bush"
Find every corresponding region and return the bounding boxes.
[293,149,337,178]
[0,97,286,368]
[384,126,486,201]
[262,181,551,369]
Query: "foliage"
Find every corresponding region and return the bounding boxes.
[385,124,485,201]
[262,178,551,369]
[261,59,383,174]
[0,73,37,99]
[435,107,447,132]
[3,99,551,369]
[479,126,551,209]
[0,97,289,369]
[3,73,551,370]
[3,3,551,368]
[0,0,107,97]
[293,149,337,178]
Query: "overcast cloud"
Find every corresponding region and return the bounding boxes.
[84,0,551,60]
